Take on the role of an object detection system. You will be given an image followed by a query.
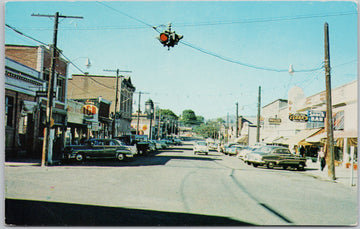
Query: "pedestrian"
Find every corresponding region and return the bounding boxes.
[300,146,305,157]
[318,147,326,171]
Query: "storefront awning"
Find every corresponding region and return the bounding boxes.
[306,130,358,143]
[283,128,322,146]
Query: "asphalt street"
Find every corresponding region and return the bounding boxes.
[4,141,358,226]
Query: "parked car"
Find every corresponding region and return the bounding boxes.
[237,146,254,160]
[227,144,244,156]
[246,145,277,167]
[193,141,209,155]
[147,141,157,152]
[261,147,307,170]
[173,138,183,146]
[223,143,239,155]
[63,138,133,162]
[247,145,307,170]
[152,140,164,150]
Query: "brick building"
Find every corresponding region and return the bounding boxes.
[5,45,69,159]
[68,74,135,137]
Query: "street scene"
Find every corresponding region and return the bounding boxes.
[5,141,358,226]
[3,0,358,226]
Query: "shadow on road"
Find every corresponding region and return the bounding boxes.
[5,198,252,226]
[60,153,223,167]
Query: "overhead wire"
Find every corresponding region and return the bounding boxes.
[96,1,325,73]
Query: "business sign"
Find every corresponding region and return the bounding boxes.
[308,110,326,122]
[289,113,308,122]
[268,118,281,125]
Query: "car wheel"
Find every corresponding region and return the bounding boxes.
[267,162,274,169]
[247,161,251,165]
[297,163,305,171]
[253,163,258,168]
[75,153,85,162]
[117,153,125,161]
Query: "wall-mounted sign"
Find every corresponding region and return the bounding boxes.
[289,113,308,122]
[308,110,325,122]
[82,104,98,115]
[268,118,281,125]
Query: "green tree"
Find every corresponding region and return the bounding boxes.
[157,109,178,120]
[193,120,221,139]
[181,109,198,126]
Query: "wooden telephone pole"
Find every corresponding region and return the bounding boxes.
[324,22,335,180]
[32,12,83,166]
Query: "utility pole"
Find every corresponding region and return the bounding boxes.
[32,12,83,167]
[236,102,239,138]
[324,22,335,180]
[134,91,149,135]
[256,86,261,143]
[103,69,132,137]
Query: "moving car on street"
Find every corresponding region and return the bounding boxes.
[63,138,133,162]
[193,141,209,155]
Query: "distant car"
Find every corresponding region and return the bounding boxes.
[237,146,254,160]
[63,138,133,162]
[173,138,183,146]
[193,141,209,155]
[223,143,239,155]
[228,144,244,156]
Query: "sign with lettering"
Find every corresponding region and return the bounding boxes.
[308,110,326,122]
[289,113,308,122]
[268,118,281,125]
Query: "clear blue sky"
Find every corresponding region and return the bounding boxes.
[4,0,358,120]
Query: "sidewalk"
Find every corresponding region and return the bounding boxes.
[4,157,41,167]
[305,159,358,188]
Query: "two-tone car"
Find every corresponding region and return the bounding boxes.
[63,138,134,162]
[247,145,306,170]
[261,147,307,170]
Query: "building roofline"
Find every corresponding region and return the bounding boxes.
[263,98,288,108]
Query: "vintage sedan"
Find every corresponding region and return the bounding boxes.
[262,147,307,170]
[247,145,306,170]
[63,138,134,162]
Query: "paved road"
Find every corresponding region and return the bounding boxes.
[5,141,358,226]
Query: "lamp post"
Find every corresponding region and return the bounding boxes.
[145,99,154,140]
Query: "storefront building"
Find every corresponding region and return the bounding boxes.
[5,45,69,159]
[68,74,135,137]
[5,57,45,158]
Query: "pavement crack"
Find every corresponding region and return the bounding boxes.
[229,169,294,224]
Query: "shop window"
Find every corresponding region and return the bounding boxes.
[5,96,14,127]
[18,115,28,134]
[56,77,64,102]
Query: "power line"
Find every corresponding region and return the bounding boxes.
[96,2,325,73]
[5,24,49,46]
[13,11,357,31]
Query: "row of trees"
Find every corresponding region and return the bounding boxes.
[154,108,224,139]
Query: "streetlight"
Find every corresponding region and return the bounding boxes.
[145,99,154,140]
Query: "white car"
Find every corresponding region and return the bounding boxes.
[193,141,209,155]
